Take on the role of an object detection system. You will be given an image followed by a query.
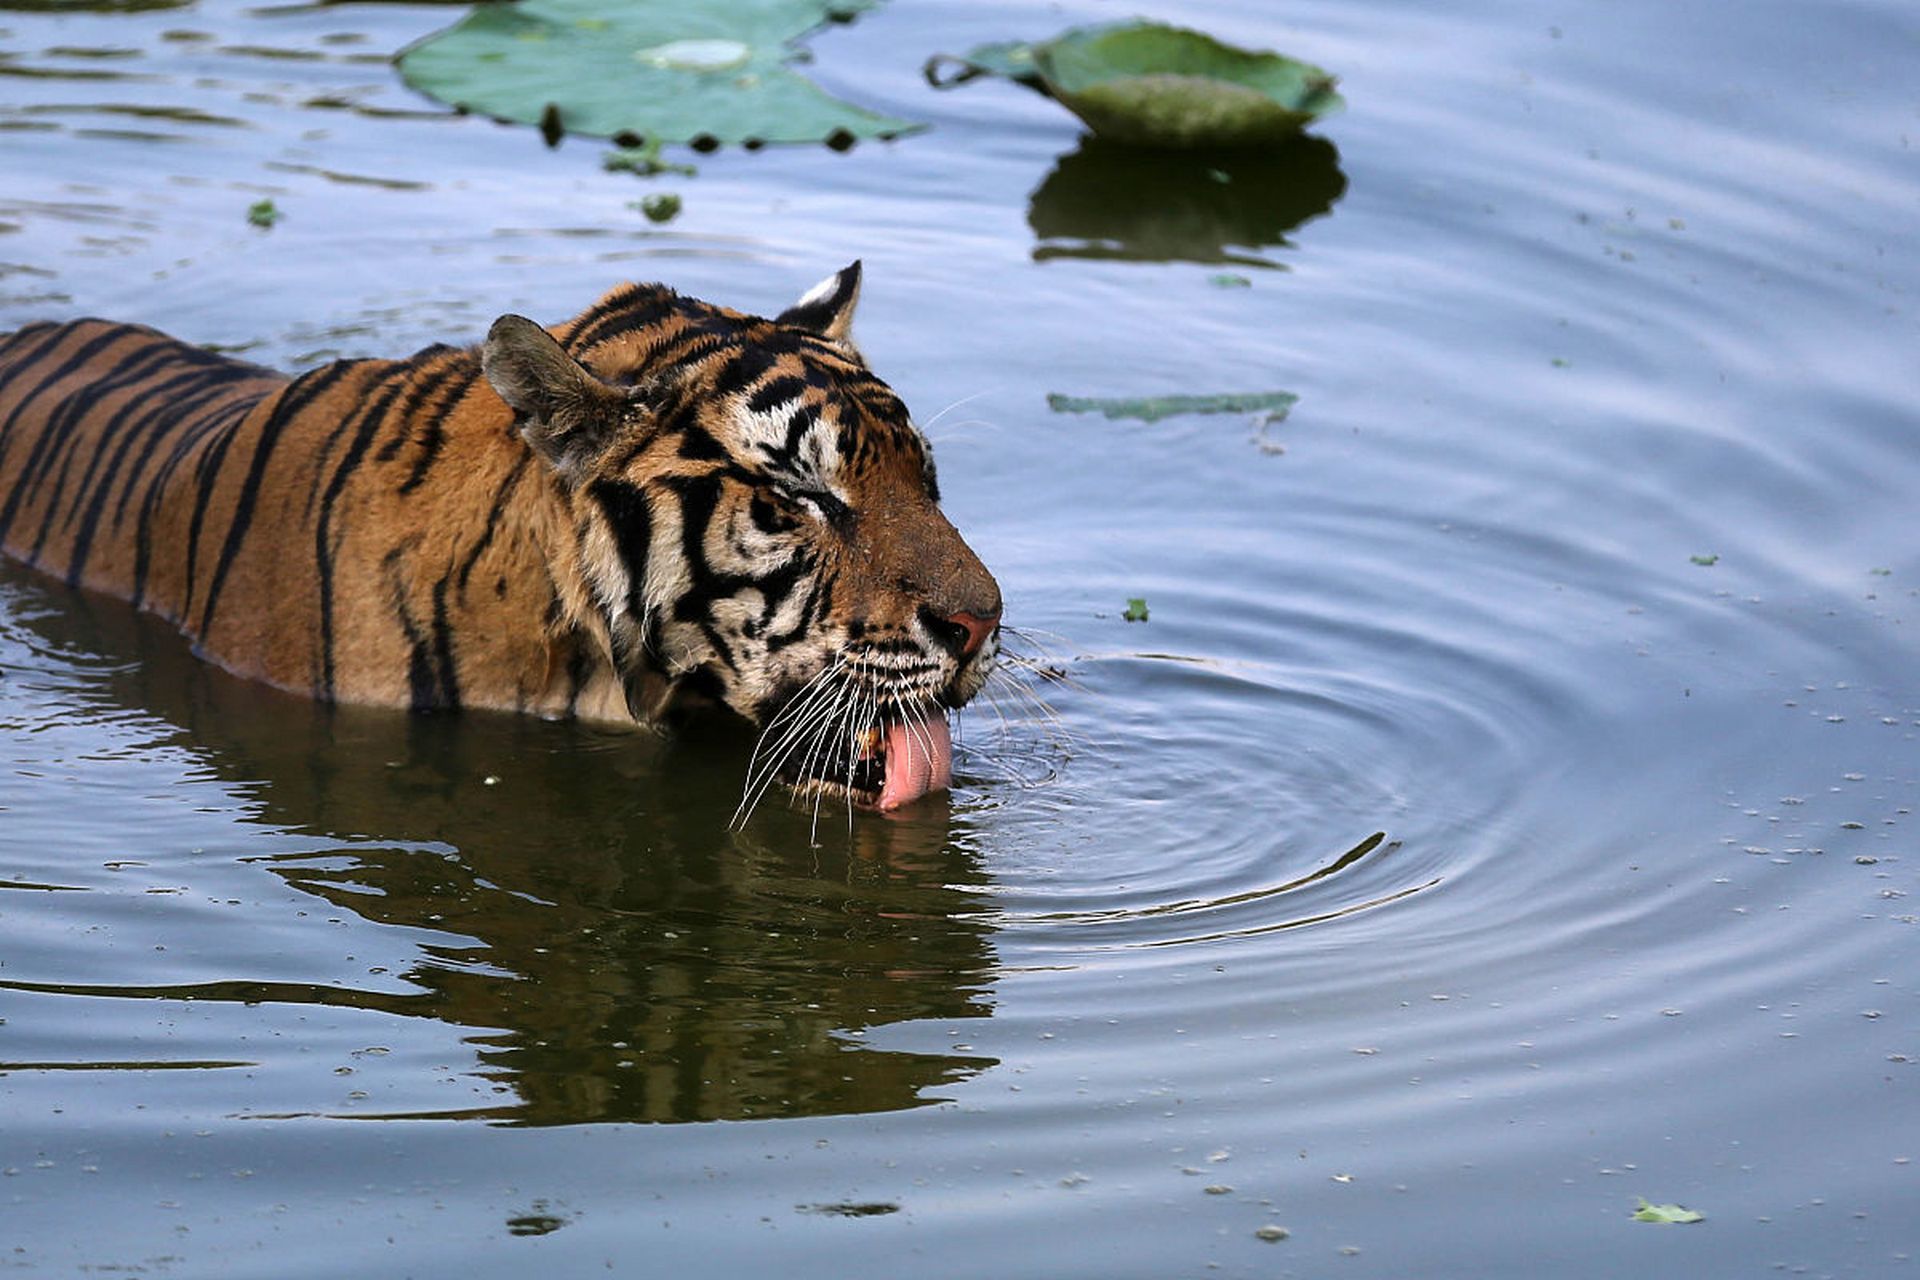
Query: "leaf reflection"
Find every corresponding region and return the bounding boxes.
[1028,134,1346,267]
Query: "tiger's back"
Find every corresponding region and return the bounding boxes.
[0,319,573,714]
[0,318,289,627]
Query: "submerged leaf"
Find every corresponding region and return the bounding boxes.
[398,0,921,148]
[602,139,696,176]
[633,193,682,222]
[1048,390,1298,424]
[1632,1198,1704,1224]
[928,21,1341,148]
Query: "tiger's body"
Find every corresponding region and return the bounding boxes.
[0,265,1002,812]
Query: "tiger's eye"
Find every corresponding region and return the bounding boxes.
[796,490,852,526]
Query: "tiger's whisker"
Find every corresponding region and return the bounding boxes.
[917,390,993,436]
[739,660,845,795]
[733,673,854,828]
[745,688,850,822]
[734,666,847,819]
[787,683,854,818]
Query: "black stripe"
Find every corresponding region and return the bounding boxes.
[195,359,362,638]
[382,540,438,711]
[676,422,727,462]
[779,401,822,461]
[0,321,58,361]
[0,322,87,442]
[567,286,676,354]
[128,377,268,609]
[667,475,804,628]
[63,361,254,584]
[16,342,187,559]
[15,348,220,513]
[697,619,739,674]
[0,326,148,531]
[559,287,640,351]
[0,323,140,449]
[751,555,809,623]
[590,477,653,627]
[175,384,255,616]
[374,356,466,465]
[707,347,775,400]
[763,571,826,652]
[95,361,264,535]
[667,473,721,624]
[305,358,400,523]
[455,452,529,601]
[314,373,411,700]
[397,364,479,494]
[564,625,593,716]
[55,345,219,530]
[745,375,807,415]
[428,576,460,710]
[388,557,460,712]
[626,325,729,371]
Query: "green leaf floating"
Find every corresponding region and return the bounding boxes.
[398,0,921,148]
[1632,1198,1705,1224]
[927,21,1342,149]
[1048,391,1298,424]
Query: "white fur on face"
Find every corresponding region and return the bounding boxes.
[732,398,851,504]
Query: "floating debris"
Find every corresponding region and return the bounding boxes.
[634,192,682,222]
[1631,1197,1704,1224]
[1048,390,1298,424]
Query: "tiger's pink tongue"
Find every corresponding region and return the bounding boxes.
[876,712,953,811]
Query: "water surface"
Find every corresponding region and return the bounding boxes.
[3,0,1918,1275]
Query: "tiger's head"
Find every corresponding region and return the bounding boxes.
[480,263,1000,815]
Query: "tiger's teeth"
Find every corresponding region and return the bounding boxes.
[855,726,883,758]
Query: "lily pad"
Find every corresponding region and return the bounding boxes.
[398,0,921,148]
[1048,390,1298,424]
[928,21,1341,149]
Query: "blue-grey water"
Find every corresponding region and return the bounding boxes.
[2,1,1917,1275]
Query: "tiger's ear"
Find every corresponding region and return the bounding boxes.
[482,314,629,484]
[776,261,862,347]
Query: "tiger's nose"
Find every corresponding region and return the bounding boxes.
[922,604,1001,659]
[945,607,1000,659]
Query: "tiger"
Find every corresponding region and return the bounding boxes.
[0,263,1002,815]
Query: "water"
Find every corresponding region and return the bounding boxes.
[3,0,1918,1274]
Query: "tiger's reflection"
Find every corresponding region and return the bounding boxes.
[6,563,1000,1126]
